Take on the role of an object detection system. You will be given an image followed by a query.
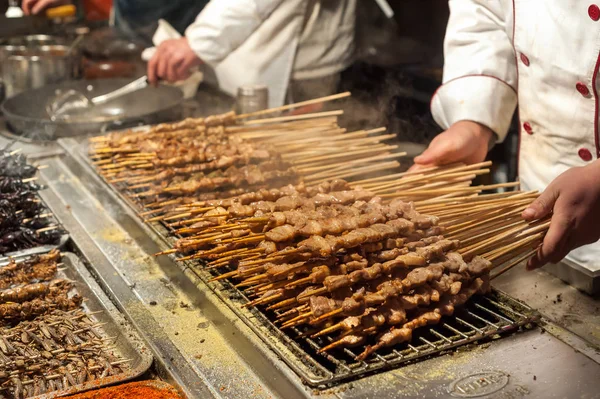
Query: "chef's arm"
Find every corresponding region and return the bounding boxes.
[431,0,518,143]
[184,0,285,67]
[412,0,519,170]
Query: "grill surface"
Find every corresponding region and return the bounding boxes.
[101,174,539,387]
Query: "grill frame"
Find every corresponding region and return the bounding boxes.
[93,168,540,388]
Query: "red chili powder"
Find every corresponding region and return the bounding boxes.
[64,381,183,399]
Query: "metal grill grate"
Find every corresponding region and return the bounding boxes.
[100,174,540,387]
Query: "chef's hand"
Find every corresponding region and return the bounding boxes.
[522,161,600,269]
[409,121,493,171]
[22,0,70,15]
[147,38,202,85]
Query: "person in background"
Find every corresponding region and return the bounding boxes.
[22,0,72,15]
[113,0,209,45]
[21,0,208,44]
[413,1,600,276]
[147,0,357,107]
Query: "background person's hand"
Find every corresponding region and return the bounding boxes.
[409,120,494,171]
[147,38,202,85]
[22,0,70,15]
[522,161,600,269]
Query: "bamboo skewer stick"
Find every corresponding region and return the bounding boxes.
[241,110,344,125]
[484,232,545,262]
[491,247,539,280]
[235,91,351,119]
[307,161,401,184]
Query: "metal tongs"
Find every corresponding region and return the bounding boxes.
[46,76,150,121]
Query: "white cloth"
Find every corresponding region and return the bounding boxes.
[431,0,600,273]
[185,0,356,107]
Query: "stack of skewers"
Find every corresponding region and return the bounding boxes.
[0,150,62,255]
[88,93,406,213]
[87,93,550,361]
[0,251,129,398]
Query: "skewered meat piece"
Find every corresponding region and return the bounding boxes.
[138,152,282,183]
[163,166,299,196]
[276,218,416,258]
[307,251,475,321]
[228,192,373,223]
[317,293,435,338]
[204,111,237,126]
[380,240,459,274]
[265,202,438,243]
[180,180,347,210]
[273,189,374,212]
[0,293,82,322]
[143,145,280,170]
[186,182,308,208]
[309,296,343,317]
[0,279,72,304]
[97,111,233,147]
[265,202,399,242]
[235,229,450,294]
[0,251,59,289]
[356,276,489,360]
[312,264,443,318]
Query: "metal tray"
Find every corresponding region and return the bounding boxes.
[1,252,153,398]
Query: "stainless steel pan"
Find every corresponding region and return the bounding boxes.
[1,78,184,140]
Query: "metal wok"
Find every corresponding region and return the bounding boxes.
[1,78,184,140]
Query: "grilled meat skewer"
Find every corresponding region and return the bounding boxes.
[0,279,73,305]
[0,250,60,289]
[355,276,490,360]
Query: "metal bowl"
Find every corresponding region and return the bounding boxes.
[0,44,76,99]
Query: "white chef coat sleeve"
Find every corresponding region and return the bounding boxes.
[431,0,518,143]
[185,0,285,67]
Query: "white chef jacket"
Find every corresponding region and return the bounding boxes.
[185,0,356,107]
[431,0,600,273]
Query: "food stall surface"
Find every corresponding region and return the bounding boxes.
[0,95,599,398]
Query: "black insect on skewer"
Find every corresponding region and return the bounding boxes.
[0,227,61,253]
[0,151,38,179]
[0,176,41,194]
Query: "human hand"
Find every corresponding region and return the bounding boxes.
[22,0,70,15]
[409,121,493,171]
[147,38,202,85]
[522,160,600,269]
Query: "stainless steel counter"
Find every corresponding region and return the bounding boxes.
[2,128,599,399]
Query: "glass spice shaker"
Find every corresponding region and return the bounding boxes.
[235,85,269,116]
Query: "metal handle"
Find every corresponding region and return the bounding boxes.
[101,118,147,133]
[374,0,394,18]
[91,76,149,105]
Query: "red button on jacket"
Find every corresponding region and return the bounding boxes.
[589,4,600,21]
[579,148,593,161]
[523,122,533,134]
[520,53,530,66]
[576,82,590,96]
